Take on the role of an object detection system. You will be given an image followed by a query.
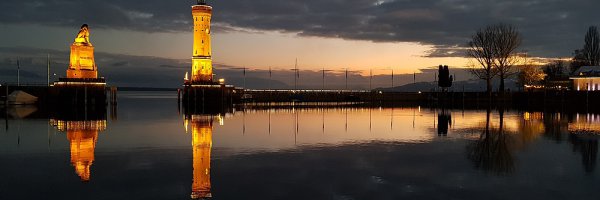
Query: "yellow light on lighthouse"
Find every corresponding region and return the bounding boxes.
[191,2,213,84]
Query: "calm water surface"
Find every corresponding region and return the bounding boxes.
[1,91,599,199]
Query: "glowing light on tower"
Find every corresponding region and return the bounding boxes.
[191,0,213,83]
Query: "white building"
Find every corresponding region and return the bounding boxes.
[570,66,600,91]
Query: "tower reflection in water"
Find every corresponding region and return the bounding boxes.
[185,114,222,199]
[49,107,109,182]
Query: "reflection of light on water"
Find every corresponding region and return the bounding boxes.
[218,115,224,126]
[186,115,213,199]
[50,119,107,182]
[570,113,600,134]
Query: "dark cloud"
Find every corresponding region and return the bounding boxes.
[1,0,597,58]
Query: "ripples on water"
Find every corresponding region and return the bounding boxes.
[0,91,599,199]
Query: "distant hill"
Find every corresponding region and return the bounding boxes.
[377,79,519,92]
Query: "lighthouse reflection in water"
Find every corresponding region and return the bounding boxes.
[50,119,107,181]
[47,106,108,182]
[184,113,221,199]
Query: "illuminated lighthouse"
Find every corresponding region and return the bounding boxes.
[191,0,213,83]
[182,0,236,107]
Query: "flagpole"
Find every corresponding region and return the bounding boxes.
[345,68,348,91]
[17,57,20,86]
[369,69,372,91]
[294,58,298,91]
[47,54,50,86]
[413,71,416,85]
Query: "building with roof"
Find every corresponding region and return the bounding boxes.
[570,66,600,91]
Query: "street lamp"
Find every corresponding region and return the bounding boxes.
[321,67,333,91]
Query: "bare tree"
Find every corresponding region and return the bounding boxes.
[492,24,522,92]
[543,60,568,79]
[467,25,497,97]
[571,49,587,73]
[583,26,600,66]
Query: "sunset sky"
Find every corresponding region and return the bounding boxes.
[0,0,597,88]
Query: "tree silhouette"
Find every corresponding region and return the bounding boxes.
[437,65,453,91]
[467,26,497,98]
[583,26,600,66]
[467,24,522,94]
[492,24,522,93]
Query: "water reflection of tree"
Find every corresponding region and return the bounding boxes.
[569,134,599,173]
[467,109,515,175]
[542,113,569,142]
[437,109,451,136]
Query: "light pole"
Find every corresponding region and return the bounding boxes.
[345,68,349,91]
[413,71,416,85]
[16,57,20,86]
[233,67,249,89]
[321,68,332,91]
[291,58,299,91]
[369,69,373,91]
[47,54,50,86]
[391,68,394,88]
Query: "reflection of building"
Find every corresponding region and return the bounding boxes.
[50,119,107,181]
[186,115,214,199]
[569,113,600,133]
[567,113,600,173]
[519,112,545,144]
[570,66,600,91]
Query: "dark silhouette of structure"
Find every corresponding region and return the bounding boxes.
[437,65,453,91]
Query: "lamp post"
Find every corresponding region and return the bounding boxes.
[345,68,349,91]
[47,54,50,86]
[321,68,333,91]
[391,69,394,88]
[291,58,299,91]
[16,57,20,86]
[369,69,373,91]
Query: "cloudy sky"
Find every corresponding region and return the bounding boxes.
[0,0,596,88]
